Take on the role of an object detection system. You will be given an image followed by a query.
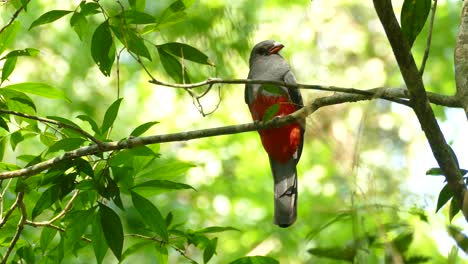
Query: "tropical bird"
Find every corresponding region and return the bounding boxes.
[245,40,305,227]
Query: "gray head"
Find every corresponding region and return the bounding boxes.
[249,40,284,66]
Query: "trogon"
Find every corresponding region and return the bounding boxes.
[245,40,305,227]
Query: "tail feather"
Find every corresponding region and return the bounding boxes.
[270,158,298,227]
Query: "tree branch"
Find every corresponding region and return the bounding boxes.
[0,1,27,35]
[0,109,102,145]
[373,0,467,219]
[25,220,91,243]
[1,192,25,264]
[0,192,22,229]
[455,0,468,120]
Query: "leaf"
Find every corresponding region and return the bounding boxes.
[0,21,20,55]
[436,184,453,213]
[79,2,101,16]
[262,104,280,122]
[122,241,153,261]
[0,88,36,114]
[10,130,24,150]
[131,191,169,241]
[229,256,279,264]
[128,0,146,11]
[195,226,239,234]
[76,114,100,136]
[157,42,214,66]
[2,48,40,59]
[136,161,195,179]
[91,20,116,76]
[155,244,168,264]
[46,138,86,155]
[0,138,6,161]
[157,47,190,83]
[2,82,71,102]
[111,26,151,60]
[99,202,123,261]
[156,0,195,29]
[130,121,159,137]
[92,212,108,264]
[29,10,73,30]
[101,98,123,135]
[40,227,57,251]
[400,0,431,47]
[447,225,468,254]
[123,10,155,24]
[308,246,355,261]
[70,12,88,40]
[393,231,413,253]
[204,237,217,264]
[64,209,95,245]
[132,179,195,192]
[449,198,460,222]
[74,157,94,177]
[426,167,443,176]
[1,56,16,82]
[32,185,60,219]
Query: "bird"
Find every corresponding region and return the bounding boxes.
[245,40,305,227]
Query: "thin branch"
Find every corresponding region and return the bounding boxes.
[420,0,438,76]
[373,0,466,219]
[32,190,79,225]
[0,0,28,35]
[0,109,102,145]
[0,191,22,229]
[1,192,25,264]
[25,220,91,243]
[0,87,462,180]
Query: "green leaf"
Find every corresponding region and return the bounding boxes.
[136,161,195,179]
[29,10,73,30]
[2,82,71,102]
[123,10,155,24]
[436,184,453,213]
[393,231,413,253]
[195,226,239,234]
[426,167,443,176]
[46,138,85,154]
[2,48,40,59]
[76,114,100,136]
[157,47,190,83]
[155,244,168,264]
[10,130,24,150]
[74,157,94,177]
[32,185,60,219]
[157,42,214,66]
[132,179,195,193]
[262,104,280,122]
[203,237,217,263]
[449,198,460,222]
[308,246,355,261]
[101,98,123,135]
[111,26,151,60]
[0,21,20,55]
[122,241,153,261]
[92,212,109,264]
[91,20,116,76]
[447,225,468,254]
[70,12,88,40]
[1,56,16,82]
[156,0,195,30]
[128,0,146,11]
[400,0,431,47]
[99,202,123,261]
[64,209,95,245]
[0,88,36,114]
[80,2,101,16]
[131,191,169,241]
[40,227,57,251]
[229,256,279,264]
[130,121,159,137]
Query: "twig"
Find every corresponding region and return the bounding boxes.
[32,190,79,225]
[0,191,22,229]
[1,192,25,264]
[0,109,102,145]
[373,0,466,219]
[420,0,438,76]
[0,87,462,180]
[0,0,28,35]
[25,220,91,243]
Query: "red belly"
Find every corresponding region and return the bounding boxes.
[249,94,301,163]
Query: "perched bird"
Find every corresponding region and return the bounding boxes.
[245,40,305,227]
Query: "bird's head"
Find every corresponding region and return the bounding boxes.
[249,40,284,65]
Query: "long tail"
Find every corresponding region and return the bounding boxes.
[270,157,298,227]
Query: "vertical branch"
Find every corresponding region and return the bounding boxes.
[1,192,25,264]
[455,0,468,120]
[419,0,438,76]
[373,0,467,219]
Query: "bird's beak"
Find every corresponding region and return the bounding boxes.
[268,42,284,55]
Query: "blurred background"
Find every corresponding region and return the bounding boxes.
[2,0,467,263]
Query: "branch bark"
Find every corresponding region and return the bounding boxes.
[455,0,468,120]
[373,0,467,219]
